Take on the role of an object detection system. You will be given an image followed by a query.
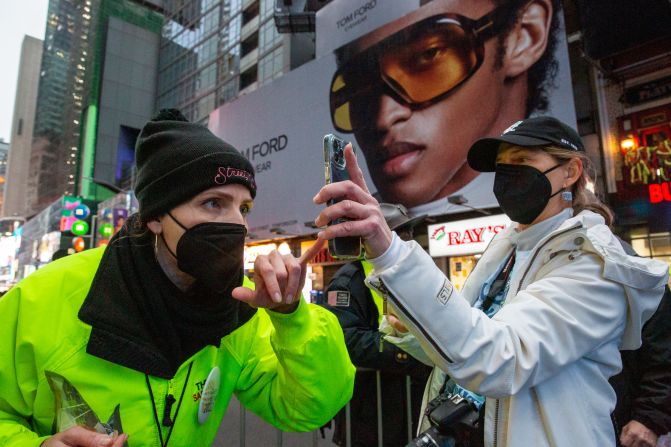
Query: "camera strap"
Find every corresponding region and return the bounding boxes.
[481,251,515,313]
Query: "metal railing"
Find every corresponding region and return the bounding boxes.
[216,372,418,447]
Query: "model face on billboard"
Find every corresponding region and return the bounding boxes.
[330,0,555,209]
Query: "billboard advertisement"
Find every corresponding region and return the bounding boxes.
[315,0,420,58]
[210,0,576,240]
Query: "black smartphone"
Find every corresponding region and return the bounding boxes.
[323,134,362,260]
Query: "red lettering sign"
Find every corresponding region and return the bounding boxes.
[470,227,486,241]
[447,232,461,245]
[443,227,491,245]
[649,182,671,203]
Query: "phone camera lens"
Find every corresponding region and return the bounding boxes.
[334,151,346,168]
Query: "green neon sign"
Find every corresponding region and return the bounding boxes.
[71,220,90,236]
[99,223,114,237]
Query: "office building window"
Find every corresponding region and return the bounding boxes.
[240,65,257,90]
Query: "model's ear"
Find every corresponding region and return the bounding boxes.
[502,0,553,78]
[147,218,162,235]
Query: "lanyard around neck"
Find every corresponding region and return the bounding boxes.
[481,250,516,312]
[145,361,194,447]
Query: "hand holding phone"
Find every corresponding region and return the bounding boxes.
[323,134,362,259]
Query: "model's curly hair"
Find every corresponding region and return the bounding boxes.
[492,0,562,115]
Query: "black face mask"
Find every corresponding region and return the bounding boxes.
[493,163,563,225]
[163,212,247,294]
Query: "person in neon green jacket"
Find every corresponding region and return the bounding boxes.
[0,109,354,447]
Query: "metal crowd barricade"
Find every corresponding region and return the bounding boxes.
[222,372,417,447]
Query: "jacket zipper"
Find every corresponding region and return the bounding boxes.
[491,223,582,447]
[493,399,499,447]
[372,278,391,320]
[371,278,454,363]
[376,279,389,353]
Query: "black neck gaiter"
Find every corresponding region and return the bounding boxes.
[79,213,255,378]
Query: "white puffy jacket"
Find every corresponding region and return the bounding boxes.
[366,211,668,447]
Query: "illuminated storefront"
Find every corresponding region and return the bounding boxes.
[614,105,671,284]
[617,104,671,208]
[428,215,511,290]
[574,0,671,284]
[13,196,97,280]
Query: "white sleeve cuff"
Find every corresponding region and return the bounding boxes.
[366,232,411,272]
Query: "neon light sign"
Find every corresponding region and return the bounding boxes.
[649,181,671,203]
[623,138,671,185]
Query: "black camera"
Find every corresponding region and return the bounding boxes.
[406,393,480,447]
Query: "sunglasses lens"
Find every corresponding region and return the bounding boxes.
[380,22,477,103]
[329,16,482,133]
[331,73,354,132]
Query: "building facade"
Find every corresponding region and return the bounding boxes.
[5,0,162,279]
[27,0,97,216]
[24,0,163,217]
[2,36,43,219]
[573,0,671,281]
[76,0,164,198]
[157,0,316,124]
[0,141,9,213]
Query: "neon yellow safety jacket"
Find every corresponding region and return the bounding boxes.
[361,260,384,324]
[0,247,355,446]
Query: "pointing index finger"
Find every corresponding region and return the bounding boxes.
[298,237,325,266]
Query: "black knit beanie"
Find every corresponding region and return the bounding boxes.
[134,109,256,219]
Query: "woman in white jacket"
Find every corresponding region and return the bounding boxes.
[312,117,668,447]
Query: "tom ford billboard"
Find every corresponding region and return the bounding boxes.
[209,0,576,240]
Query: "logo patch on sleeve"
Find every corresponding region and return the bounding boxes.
[328,290,351,307]
[436,280,453,306]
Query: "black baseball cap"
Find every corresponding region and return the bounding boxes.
[467,116,585,172]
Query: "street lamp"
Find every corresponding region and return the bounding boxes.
[447,194,493,216]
